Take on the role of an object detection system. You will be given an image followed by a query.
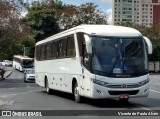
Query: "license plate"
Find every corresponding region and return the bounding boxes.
[119,94,129,99]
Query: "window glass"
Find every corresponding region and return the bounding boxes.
[40,45,46,60]
[76,33,89,68]
[46,42,52,59]
[58,39,63,58]
[77,33,85,57]
[60,38,67,57]
[36,45,41,60]
[66,35,76,57]
[52,41,58,58]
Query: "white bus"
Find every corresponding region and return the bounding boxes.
[13,55,34,72]
[35,25,152,102]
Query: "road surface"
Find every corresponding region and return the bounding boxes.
[0,68,160,119]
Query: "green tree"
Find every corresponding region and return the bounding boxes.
[58,2,108,30]
[0,0,31,60]
[24,1,60,42]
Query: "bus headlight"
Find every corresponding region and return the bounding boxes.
[138,78,150,86]
[92,79,109,87]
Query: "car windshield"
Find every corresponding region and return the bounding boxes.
[27,70,35,74]
[91,36,148,77]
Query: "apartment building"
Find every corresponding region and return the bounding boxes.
[112,0,160,26]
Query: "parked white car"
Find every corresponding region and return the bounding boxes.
[1,60,12,67]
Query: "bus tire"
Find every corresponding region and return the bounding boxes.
[73,81,81,103]
[45,78,52,94]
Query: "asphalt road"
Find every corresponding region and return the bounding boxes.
[0,68,160,119]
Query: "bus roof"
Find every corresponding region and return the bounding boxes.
[36,25,142,45]
[13,55,33,60]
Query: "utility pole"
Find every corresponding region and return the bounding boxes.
[23,47,26,56]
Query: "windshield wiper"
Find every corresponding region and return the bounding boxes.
[109,40,123,76]
[109,54,120,76]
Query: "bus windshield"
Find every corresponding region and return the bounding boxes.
[22,60,33,68]
[91,37,148,77]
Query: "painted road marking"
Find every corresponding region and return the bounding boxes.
[135,105,152,111]
[0,89,43,98]
[150,89,160,94]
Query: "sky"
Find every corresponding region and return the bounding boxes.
[61,0,112,12]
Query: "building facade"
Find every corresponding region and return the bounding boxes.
[112,0,160,26]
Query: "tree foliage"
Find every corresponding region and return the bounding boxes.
[58,2,108,30]
[24,1,60,42]
[0,0,32,60]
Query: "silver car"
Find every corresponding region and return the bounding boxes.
[24,69,35,82]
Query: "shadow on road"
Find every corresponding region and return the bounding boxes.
[41,89,137,109]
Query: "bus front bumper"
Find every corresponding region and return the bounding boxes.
[91,83,149,99]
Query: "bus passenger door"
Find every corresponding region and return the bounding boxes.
[81,42,91,97]
[76,32,92,97]
[81,67,91,97]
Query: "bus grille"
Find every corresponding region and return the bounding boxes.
[107,84,140,88]
[108,90,139,95]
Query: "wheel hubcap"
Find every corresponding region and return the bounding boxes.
[46,82,49,92]
[74,87,78,99]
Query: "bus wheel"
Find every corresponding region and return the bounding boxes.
[46,79,52,94]
[73,82,81,103]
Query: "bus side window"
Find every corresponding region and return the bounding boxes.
[46,42,52,60]
[40,45,46,60]
[52,41,57,59]
[58,40,61,58]
[66,35,76,57]
[36,45,41,61]
[61,38,67,57]
[77,33,89,69]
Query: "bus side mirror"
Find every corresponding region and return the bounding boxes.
[84,34,92,53]
[143,36,152,54]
